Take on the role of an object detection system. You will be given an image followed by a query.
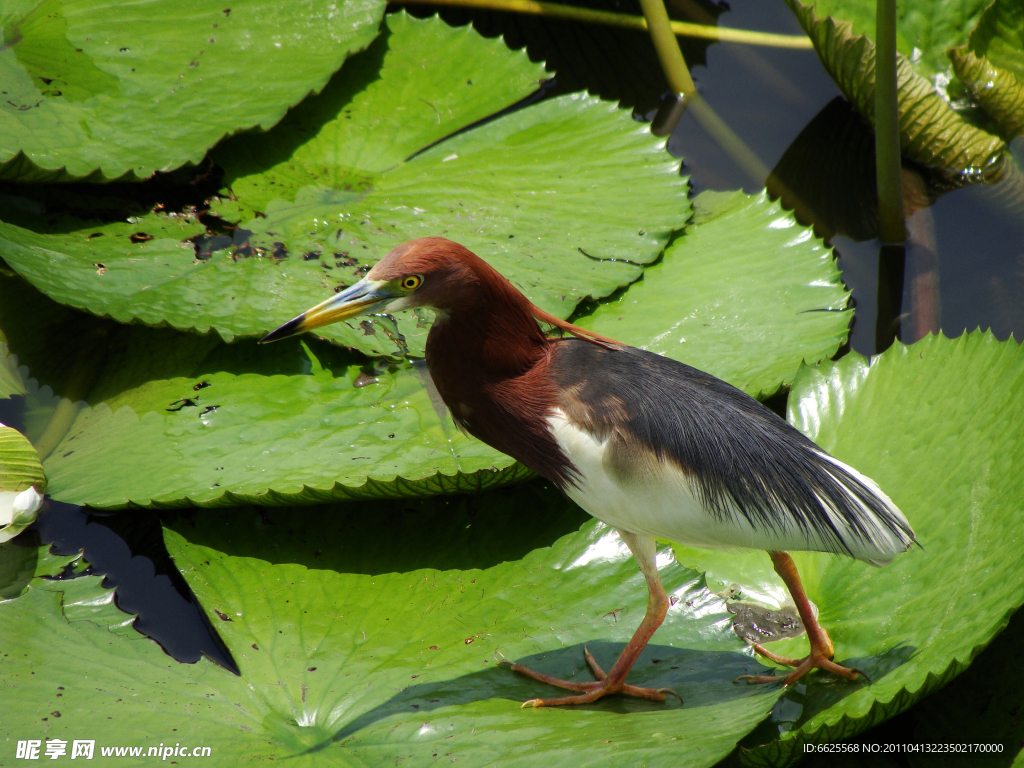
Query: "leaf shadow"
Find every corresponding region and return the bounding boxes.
[310,640,777,752]
[173,479,591,575]
[212,25,391,189]
[739,642,917,747]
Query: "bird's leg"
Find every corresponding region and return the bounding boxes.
[504,530,682,708]
[738,551,867,686]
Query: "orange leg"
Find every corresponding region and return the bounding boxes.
[502,530,682,708]
[737,551,868,687]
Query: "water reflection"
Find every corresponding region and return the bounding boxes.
[655,0,1024,355]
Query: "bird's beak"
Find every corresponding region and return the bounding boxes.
[260,279,391,343]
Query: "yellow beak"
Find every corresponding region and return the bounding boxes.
[260,279,391,343]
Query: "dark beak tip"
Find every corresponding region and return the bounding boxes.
[261,317,304,344]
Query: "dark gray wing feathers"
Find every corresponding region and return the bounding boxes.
[550,341,915,559]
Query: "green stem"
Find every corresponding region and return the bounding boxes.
[395,0,813,49]
[874,0,905,243]
[637,0,695,96]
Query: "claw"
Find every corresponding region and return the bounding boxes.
[657,687,684,703]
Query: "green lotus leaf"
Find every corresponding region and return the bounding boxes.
[38,330,531,510]
[0,568,294,758]
[401,0,725,117]
[784,0,1005,174]
[0,281,29,399]
[958,0,1024,78]
[0,423,44,494]
[661,332,1024,765]
[0,484,783,764]
[0,538,80,602]
[0,341,26,400]
[1,189,844,510]
[572,190,851,399]
[215,12,549,212]
[950,0,1024,139]
[0,269,529,509]
[0,0,385,182]
[791,0,989,79]
[160,483,782,766]
[951,49,1024,139]
[0,14,690,358]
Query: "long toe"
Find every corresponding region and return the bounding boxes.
[521,681,675,708]
[498,660,603,693]
[503,656,681,706]
[750,642,804,668]
[738,653,868,687]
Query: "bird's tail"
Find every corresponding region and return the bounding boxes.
[814,452,916,566]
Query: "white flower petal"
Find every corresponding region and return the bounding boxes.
[12,486,43,522]
[0,486,43,543]
[0,490,17,527]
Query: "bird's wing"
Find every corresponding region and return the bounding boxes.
[547,340,915,564]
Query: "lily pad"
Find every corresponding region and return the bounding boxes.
[572,190,851,398]
[0,0,385,181]
[0,539,81,602]
[663,332,1024,765]
[214,12,549,212]
[0,568,291,758]
[950,0,1024,139]
[0,270,531,509]
[1,197,851,514]
[0,423,45,494]
[791,0,989,78]
[401,0,725,117]
[0,14,690,357]
[0,191,848,512]
[951,50,1024,140]
[0,341,26,399]
[0,484,782,765]
[39,331,531,510]
[163,484,781,766]
[784,0,1005,174]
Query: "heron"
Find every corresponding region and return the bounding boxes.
[262,236,915,707]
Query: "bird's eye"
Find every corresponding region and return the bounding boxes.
[401,275,423,291]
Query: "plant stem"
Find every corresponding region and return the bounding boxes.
[395,0,813,49]
[874,244,905,353]
[637,0,696,97]
[641,0,767,182]
[874,0,905,243]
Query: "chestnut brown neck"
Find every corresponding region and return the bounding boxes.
[425,262,550,383]
[422,261,578,486]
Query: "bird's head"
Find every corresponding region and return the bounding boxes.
[260,237,484,343]
[261,236,619,349]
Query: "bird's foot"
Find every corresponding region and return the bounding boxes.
[500,646,683,708]
[736,642,869,687]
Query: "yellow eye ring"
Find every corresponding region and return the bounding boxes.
[401,275,422,291]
